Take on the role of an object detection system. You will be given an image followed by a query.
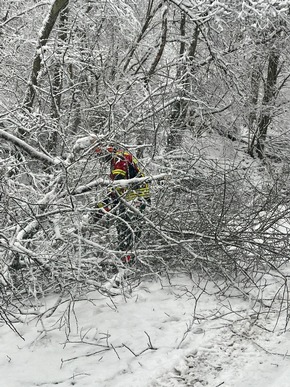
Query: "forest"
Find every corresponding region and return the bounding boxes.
[1,0,290,333]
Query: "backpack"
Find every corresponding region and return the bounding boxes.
[128,159,139,179]
[121,151,140,179]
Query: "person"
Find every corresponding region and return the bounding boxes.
[93,144,150,265]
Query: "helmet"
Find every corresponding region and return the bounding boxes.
[95,144,115,154]
[95,144,116,160]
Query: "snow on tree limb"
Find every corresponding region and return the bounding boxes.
[0,131,98,166]
[67,174,170,196]
[72,134,98,153]
[0,2,50,28]
[112,173,169,187]
[0,129,60,165]
[68,178,106,195]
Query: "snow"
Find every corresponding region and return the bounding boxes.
[1,274,290,387]
[72,135,97,152]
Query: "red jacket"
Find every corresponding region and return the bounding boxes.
[110,150,150,201]
[110,151,139,180]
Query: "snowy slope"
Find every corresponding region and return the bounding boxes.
[1,274,290,387]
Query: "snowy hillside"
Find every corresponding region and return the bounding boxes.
[1,272,290,387]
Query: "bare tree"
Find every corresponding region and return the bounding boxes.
[50,5,69,120]
[249,47,280,158]
[23,0,69,113]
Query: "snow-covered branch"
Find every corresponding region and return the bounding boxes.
[113,173,170,187]
[72,134,98,153]
[0,129,60,165]
[0,2,50,28]
[68,178,107,195]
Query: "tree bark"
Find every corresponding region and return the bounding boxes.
[251,49,279,159]
[23,0,69,113]
[248,55,262,156]
[51,4,69,119]
[122,0,159,73]
[144,5,168,85]
[167,19,200,150]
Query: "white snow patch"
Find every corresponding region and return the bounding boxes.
[1,275,290,387]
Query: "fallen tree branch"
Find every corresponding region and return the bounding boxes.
[0,129,60,165]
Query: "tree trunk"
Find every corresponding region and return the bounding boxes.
[51,5,69,119]
[23,0,69,114]
[248,55,262,156]
[144,5,168,85]
[167,18,199,151]
[123,0,158,73]
[251,49,279,159]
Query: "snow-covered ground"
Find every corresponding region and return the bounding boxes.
[1,273,290,387]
